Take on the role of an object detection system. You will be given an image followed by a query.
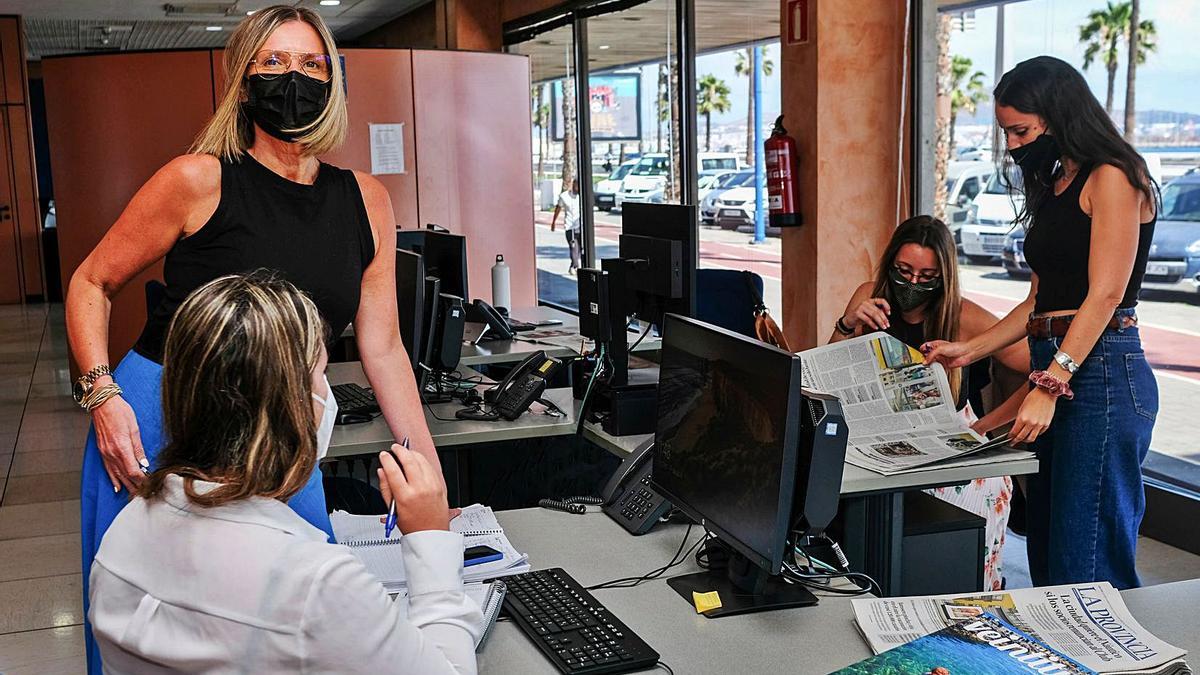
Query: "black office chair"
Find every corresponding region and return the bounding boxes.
[695,269,763,339]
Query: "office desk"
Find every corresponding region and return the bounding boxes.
[481,509,1200,674]
[459,306,662,367]
[580,423,1040,596]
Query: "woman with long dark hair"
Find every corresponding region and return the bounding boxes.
[832,215,1028,589]
[926,56,1159,589]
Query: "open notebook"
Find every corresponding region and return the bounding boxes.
[391,581,506,651]
[331,504,530,593]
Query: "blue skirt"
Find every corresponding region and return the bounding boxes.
[80,349,334,673]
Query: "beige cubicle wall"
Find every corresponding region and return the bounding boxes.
[45,47,535,370]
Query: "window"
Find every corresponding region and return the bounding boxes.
[961,176,981,201]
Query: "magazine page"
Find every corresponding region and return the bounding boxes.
[850,583,1188,674]
[799,332,1011,474]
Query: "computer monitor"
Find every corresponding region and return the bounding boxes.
[619,203,697,325]
[395,249,426,374]
[396,229,469,301]
[651,314,847,617]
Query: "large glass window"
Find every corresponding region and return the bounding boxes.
[931,1,1200,476]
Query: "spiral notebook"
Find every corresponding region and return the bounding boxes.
[391,581,507,651]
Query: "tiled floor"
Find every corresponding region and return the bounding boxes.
[0,302,1198,672]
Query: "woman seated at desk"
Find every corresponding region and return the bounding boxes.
[89,273,481,674]
[829,215,1029,590]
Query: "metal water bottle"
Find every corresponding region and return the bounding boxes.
[491,254,511,312]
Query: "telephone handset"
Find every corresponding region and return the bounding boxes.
[485,350,563,420]
[465,299,514,341]
[601,439,673,535]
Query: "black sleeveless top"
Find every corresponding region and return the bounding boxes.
[1022,164,1156,313]
[134,155,375,363]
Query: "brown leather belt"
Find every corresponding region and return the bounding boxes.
[1026,312,1137,338]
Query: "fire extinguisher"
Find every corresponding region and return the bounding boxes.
[764,115,802,227]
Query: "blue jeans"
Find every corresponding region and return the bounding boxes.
[1025,310,1157,589]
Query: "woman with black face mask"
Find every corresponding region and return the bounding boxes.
[66,7,444,671]
[925,56,1159,590]
[831,215,1030,591]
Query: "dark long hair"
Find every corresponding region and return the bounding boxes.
[869,216,962,399]
[993,56,1157,227]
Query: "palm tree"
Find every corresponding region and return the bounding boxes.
[1124,0,1156,141]
[933,14,953,222]
[1079,1,1157,118]
[696,74,732,151]
[734,47,774,165]
[949,55,988,154]
[655,63,669,152]
[531,84,550,180]
[562,76,577,189]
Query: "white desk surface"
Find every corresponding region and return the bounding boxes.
[326,361,577,459]
[481,508,1200,674]
[580,424,1041,497]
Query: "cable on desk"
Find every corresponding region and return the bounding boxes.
[585,524,706,591]
[574,342,608,435]
[654,661,676,675]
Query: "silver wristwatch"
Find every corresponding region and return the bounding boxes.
[1053,350,1079,374]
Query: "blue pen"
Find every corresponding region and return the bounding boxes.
[384,437,409,539]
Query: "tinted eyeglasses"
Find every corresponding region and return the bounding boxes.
[891,264,941,284]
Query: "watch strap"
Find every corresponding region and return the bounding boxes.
[79,364,113,386]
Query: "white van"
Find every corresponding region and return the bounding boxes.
[959,166,1023,262]
[616,152,741,208]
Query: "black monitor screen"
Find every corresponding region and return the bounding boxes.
[395,249,425,373]
[397,230,469,300]
[620,203,696,320]
[651,314,800,573]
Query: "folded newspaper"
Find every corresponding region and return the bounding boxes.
[799,331,1033,475]
[850,582,1190,675]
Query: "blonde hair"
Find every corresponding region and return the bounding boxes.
[140,271,328,507]
[189,5,347,160]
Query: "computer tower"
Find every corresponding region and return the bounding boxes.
[431,293,465,372]
[577,268,613,342]
[792,389,849,538]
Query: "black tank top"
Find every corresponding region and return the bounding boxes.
[1022,164,1155,313]
[134,154,375,363]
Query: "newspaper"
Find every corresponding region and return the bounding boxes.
[799,331,1029,475]
[851,583,1190,675]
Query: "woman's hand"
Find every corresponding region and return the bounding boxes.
[921,340,973,369]
[377,443,450,534]
[844,298,891,332]
[91,394,148,493]
[1010,387,1057,444]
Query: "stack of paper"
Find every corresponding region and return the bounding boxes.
[331,504,530,592]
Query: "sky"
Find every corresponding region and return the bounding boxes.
[949,0,1200,115]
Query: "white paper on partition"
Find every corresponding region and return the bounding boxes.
[369,122,406,175]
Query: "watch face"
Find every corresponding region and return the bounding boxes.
[73,380,87,403]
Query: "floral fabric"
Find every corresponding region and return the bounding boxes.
[925,476,1013,591]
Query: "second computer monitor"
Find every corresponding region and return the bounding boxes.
[396,229,469,301]
[620,203,697,323]
[395,249,426,372]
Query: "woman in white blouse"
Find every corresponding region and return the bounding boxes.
[88,272,481,674]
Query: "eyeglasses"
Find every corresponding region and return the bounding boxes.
[248,49,332,82]
[892,264,940,284]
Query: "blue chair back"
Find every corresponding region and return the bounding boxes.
[695,269,763,338]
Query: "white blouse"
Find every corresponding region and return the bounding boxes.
[89,474,481,674]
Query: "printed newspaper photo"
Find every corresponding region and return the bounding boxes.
[850,582,1189,675]
[799,332,1026,475]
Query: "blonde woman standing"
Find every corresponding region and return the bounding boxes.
[66,7,435,671]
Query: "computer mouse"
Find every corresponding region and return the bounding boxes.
[335,410,373,425]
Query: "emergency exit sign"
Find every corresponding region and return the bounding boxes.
[787,0,810,45]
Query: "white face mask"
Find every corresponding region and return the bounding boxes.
[312,375,337,461]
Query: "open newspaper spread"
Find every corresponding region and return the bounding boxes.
[850,583,1190,675]
[799,331,1032,475]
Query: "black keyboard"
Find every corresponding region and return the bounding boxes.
[331,383,379,415]
[503,568,659,674]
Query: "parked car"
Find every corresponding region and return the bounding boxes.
[700,170,754,224]
[616,152,741,209]
[594,159,637,211]
[698,169,738,201]
[959,165,1023,263]
[1003,172,1200,293]
[714,183,766,230]
[943,161,993,234]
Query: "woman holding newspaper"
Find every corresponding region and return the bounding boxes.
[831,215,1029,591]
[89,273,481,674]
[925,56,1159,590]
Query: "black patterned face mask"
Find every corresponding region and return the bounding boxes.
[889,267,943,312]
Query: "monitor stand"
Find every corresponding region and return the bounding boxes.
[666,551,817,618]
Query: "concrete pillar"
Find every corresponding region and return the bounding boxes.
[779,0,912,349]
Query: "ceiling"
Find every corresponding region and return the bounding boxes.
[3,0,428,59]
[510,0,780,83]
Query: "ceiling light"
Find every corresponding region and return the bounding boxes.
[319,0,341,5]
[599,45,610,50]
[205,25,222,31]
[246,10,256,15]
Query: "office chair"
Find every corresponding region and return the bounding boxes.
[695,269,763,339]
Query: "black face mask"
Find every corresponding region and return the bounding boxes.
[242,71,331,143]
[888,267,943,312]
[1008,132,1061,185]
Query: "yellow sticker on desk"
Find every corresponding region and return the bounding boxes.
[692,590,722,614]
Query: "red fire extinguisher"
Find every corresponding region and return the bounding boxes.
[764,115,802,227]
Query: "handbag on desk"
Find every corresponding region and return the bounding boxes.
[744,271,792,352]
